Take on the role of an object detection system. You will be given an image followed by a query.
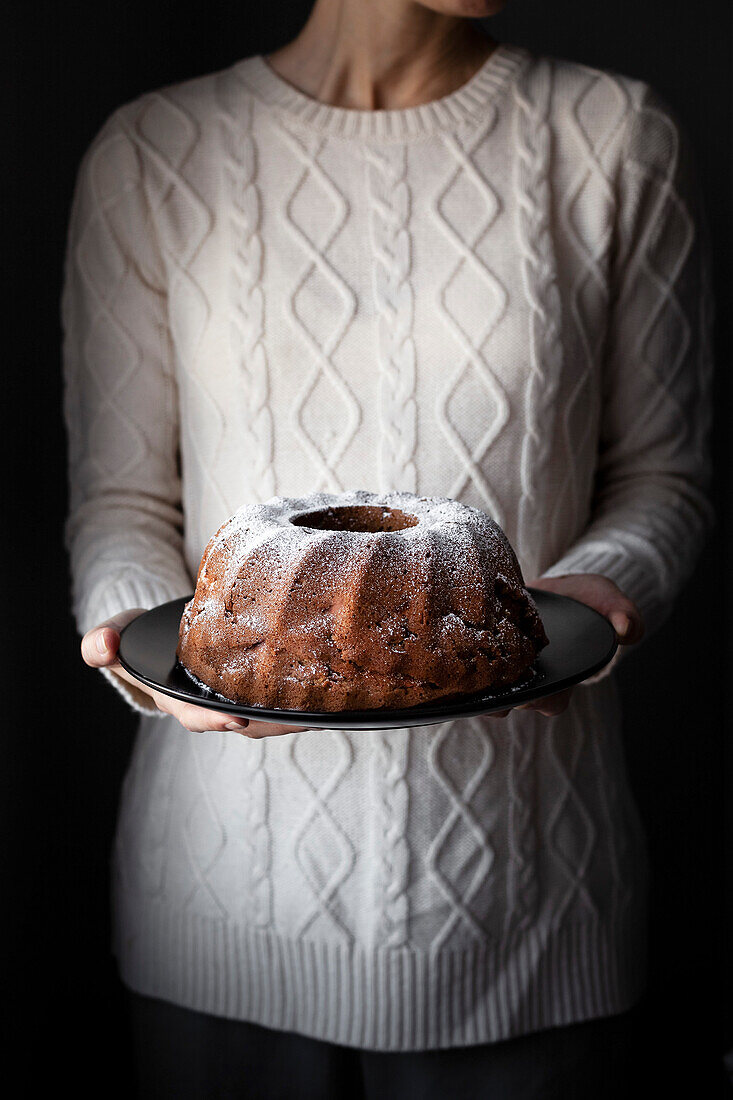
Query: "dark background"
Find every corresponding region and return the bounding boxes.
[5,0,731,1094]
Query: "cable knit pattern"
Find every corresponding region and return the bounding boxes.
[239,738,273,928]
[289,729,356,942]
[553,71,628,555]
[432,112,509,528]
[366,144,418,492]
[372,729,411,948]
[62,45,712,1050]
[217,73,276,502]
[279,124,360,493]
[513,61,564,568]
[544,71,714,633]
[505,712,539,932]
[425,719,495,954]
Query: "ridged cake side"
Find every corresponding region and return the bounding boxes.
[176,491,548,711]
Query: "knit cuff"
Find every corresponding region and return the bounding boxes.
[99,666,162,716]
[541,540,660,633]
[76,572,193,717]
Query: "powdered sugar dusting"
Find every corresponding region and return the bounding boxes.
[219,490,508,569]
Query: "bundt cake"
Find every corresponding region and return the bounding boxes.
[176,490,548,712]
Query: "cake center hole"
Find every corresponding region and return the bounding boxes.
[291,505,419,533]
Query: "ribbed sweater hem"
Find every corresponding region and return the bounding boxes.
[113,893,646,1051]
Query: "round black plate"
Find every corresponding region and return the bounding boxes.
[117,590,616,730]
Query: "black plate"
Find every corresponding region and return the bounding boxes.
[117,590,616,730]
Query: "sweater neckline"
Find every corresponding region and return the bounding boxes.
[237,43,527,141]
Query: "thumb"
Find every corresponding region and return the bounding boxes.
[607,608,644,646]
[591,587,644,645]
[81,608,146,669]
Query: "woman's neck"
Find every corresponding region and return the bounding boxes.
[266,0,497,111]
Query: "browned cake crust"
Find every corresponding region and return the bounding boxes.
[176,491,548,712]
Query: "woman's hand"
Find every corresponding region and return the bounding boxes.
[81,610,309,738]
[490,573,644,720]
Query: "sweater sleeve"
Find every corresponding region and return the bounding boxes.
[61,107,194,714]
[542,85,715,644]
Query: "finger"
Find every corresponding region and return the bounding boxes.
[581,585,644,645]
[80,626,119,669]
[488,709,511,719]
[517,688,573,717]
[152,690,305,737]
[162,699,250,734]
[81,608,147,669]
[243,721,311,739]
[535,688,572,716]
[608,609,644,646]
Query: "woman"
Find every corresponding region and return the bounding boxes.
[63,0,712,1095]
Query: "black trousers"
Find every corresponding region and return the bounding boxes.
[127,990,644,1099]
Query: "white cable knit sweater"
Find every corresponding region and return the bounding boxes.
[62,44,713,1050]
